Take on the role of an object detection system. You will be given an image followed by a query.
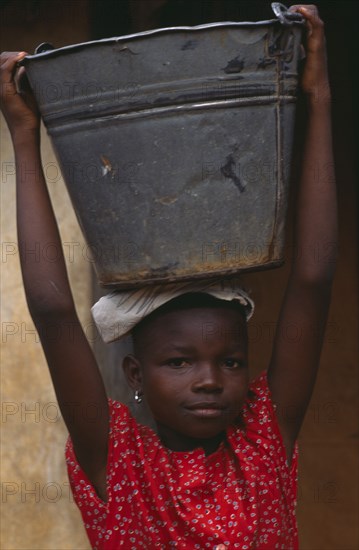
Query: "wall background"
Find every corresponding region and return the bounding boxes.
[1,1,358,549]
[1,1,92,548]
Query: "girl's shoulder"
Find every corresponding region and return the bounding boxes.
[228,370,298,476]
[107,398,160,454]
[238,369,280,435]
[243,369,272,416]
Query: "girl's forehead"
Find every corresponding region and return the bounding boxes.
[148,306,245,333]
[135,306,248,355]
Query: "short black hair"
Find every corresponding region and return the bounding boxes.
[132,292,247,350]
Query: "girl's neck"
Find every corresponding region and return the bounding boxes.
[156,423,226,456]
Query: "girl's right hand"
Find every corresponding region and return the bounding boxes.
[0,51,40,137]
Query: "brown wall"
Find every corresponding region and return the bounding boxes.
[1,1,358,549]
[1,1,92,548]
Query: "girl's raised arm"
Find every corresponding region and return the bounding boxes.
[0,52,109,500]
[267,5,338,461]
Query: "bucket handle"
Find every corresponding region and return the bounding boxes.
[271,2,305,25]
[34,42,55,54]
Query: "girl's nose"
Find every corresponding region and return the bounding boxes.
[191,362,223,392]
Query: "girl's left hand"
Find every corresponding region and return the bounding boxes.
[290,4,331,103]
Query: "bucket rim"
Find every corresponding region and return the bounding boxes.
[21,18,304,63]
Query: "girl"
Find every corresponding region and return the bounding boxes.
[0,4,337,549]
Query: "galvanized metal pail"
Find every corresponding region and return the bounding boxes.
[23,3,304,288]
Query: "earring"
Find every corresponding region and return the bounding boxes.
[134,389,143,404]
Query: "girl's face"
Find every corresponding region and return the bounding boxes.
[124,307,249,454]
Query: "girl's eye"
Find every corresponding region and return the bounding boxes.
[166,358,191,368]
[223,358,245,369]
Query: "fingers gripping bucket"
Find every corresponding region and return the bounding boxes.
[23,3,304,288]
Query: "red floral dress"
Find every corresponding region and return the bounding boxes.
[66,372,298,549]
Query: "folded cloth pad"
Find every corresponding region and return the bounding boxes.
[92,279,254,343]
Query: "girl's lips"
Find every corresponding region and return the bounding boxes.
[186,407,224,418]
[185,403,225,417]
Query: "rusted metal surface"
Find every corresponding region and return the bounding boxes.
[22,4,304,289]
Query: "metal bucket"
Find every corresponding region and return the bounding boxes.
[23,3,304,288]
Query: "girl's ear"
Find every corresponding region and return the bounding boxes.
[122,354,143,390]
